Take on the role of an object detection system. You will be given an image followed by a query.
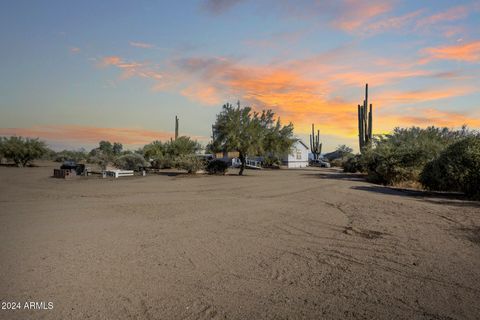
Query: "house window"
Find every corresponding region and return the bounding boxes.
[296,149,302,160]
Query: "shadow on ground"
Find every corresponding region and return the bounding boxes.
[351,185,480,208]
[457,226,480,245]
[303,171,367,182]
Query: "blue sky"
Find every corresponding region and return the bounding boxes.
[1,0,479,151]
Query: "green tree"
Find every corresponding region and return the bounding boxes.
[0,136,48,166]
[166,136,201,157]
[335,145,354,160]
[143,141,166,160]
[113,142,123,155]
[98,141,113,154]
[212,102,295,175]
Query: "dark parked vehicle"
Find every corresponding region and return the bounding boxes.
[310,159,331,168]
[60,160,85,175]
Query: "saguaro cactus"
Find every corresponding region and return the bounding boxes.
[310,124,322,160]
[175,115,179,140]
[358,84,373,152]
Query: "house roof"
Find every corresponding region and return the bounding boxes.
[296,140,309,150]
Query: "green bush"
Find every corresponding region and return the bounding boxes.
[420,136,480,199]
[206,159,229,175]
[174,154,205,174]
[149,155,174,169]
[362,127,464,185]
[87,150,111,170]
[166,136,201,157]
[143,141,165,160]
[54,150,88,162]
[263,155,282,168]
[0,136,48,166]
[342,155,364,173]
[330,159,345,167]
[114,153,149,171]
[143,138,202,169]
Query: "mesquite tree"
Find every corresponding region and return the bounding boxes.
[211,102,296,175]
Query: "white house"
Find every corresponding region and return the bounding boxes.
[282,140,309,168]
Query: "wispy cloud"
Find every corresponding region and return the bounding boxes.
[377,86,476,105]
[69,47,81,53]
[181,84,222,105]
[357,9,424,35]
[0,126,207,146]
[100,56,165,85]
[201,0,245,14]
[386,108,480,128]
[337,4,474,36]
[416,5,469,28]
[422,41,480,62]
[332,1,393,32]
[129,41,154,49]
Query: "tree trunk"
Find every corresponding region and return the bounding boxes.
[239,152,246,176]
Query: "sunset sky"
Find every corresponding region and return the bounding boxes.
[1,0,479,152]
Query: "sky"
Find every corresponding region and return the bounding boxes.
[0,0,479,152]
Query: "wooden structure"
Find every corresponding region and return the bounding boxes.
[53,169,76,179]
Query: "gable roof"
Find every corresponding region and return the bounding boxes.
[296,140,309,150]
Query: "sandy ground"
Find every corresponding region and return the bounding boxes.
[0,161,479,320]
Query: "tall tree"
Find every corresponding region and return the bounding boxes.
[212,102,295,175]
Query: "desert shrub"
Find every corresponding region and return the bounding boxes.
[54,150,88,162]
[0,136,48,166]
[114,153,149,171]
[342,154,364,173]
[87,149,112,170]
[143,138,202,169]
[174,154,205,174]
[420,136,480,199]
[206,159,228,175]
[328,159,341,167]
[149,155,174,169]
[263,155,282,168]
[143,141,165,159]
[166,136,202,157]
[362,127,464,185]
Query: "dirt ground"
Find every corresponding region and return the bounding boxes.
[0,162,479,320]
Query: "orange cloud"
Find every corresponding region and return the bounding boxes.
[100,56,165,85]
[376,86,476,105]
[102,56,123,66]
[95,50,479,140]
[0,126,207,146]
[333,1,392,31]
[422,41,480,62]
[181,84,222,105]
[382,109,480,129]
